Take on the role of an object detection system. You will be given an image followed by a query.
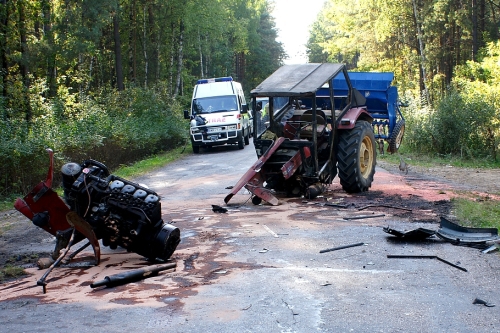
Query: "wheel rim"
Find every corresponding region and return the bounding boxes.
[360,135,374,178]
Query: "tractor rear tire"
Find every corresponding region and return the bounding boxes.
[337,120,376,193]
[388,119,405,153]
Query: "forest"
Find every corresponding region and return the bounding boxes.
[0,0,499,201]
[0,0,285,199]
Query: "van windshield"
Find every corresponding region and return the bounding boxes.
[193,96,238,114]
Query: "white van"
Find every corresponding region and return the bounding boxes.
[183,77,251,153]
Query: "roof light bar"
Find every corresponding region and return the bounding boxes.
[197,77,233,84]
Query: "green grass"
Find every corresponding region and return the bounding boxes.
[0,265,26,282]
[113,146,187,179]
[0,194,22,212]
[452,196,500,230]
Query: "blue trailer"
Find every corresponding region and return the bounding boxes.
[312,72,405,154]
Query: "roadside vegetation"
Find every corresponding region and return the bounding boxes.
[0,0,284,207]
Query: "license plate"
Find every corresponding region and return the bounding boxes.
[208,127,221,133]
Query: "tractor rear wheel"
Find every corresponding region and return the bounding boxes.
[388,119,405,153]
[337,120,376,193]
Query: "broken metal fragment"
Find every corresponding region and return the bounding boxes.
[90,263,177,288]
[358,204,412,212]
[212,205,228,213]
[383,226,436,240]
[343,214,385,220]
[387,254,467,272]
[481,244,499,254]
[473,298,496,307]
[436,217,498,245]
[320,242,365,253]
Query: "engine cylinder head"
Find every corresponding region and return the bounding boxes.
[121,184,136,194]
[109,180,125,190]
[133,189,148,199]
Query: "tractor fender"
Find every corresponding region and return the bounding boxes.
[336,107,373,130]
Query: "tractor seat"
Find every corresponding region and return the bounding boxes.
[299,110,327,139]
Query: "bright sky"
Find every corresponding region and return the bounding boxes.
[271,0,326,64]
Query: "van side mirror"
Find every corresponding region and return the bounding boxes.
[241,104,248,114]
[183,110,190,119]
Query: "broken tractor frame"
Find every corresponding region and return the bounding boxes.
[14,149,181,292]
[225,63,378,206]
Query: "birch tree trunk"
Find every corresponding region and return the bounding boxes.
[411,0,431,105]
[173,20,184,98]
[114,10,124,91]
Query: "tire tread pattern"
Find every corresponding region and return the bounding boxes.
[337,121,376,193]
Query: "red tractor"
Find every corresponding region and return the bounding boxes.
[225,63,378,205]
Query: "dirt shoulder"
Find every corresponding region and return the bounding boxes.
[377,159,500,197]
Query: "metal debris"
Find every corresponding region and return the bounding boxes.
[482,244,499,254]
[473,298,495,307]
[212,205,228,213]
[263,225,279,238]
[436,217,498,245]
[320,242,365,253]
[383,226,436,240]
[343,214,385,220]
[387,254,467,272]
[90,263,177,288]
[323,202,349,209]
[358,204,412,212]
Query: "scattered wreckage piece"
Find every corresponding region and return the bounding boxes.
[319,242,365,253]
[358,204,412,212]
[481,243,500,254]
[343,214,385,220]
[436,217,498,246]
[473,298,496,307]
[323,202,350,209]
[387,254,467,272]
[383,226,436,240]
[14,149,181,293]
[212,205,228,213]
[90,263,177,288]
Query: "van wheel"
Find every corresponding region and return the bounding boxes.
[192,145,200,154]
[244,129,250,145]
[237,132,245,149]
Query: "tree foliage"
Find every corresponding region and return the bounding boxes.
[0,0,285,198]
[307,0,500,159]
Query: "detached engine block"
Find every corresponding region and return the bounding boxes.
[61,159,180,261]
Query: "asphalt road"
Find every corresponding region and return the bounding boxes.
[1,139,499,333]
